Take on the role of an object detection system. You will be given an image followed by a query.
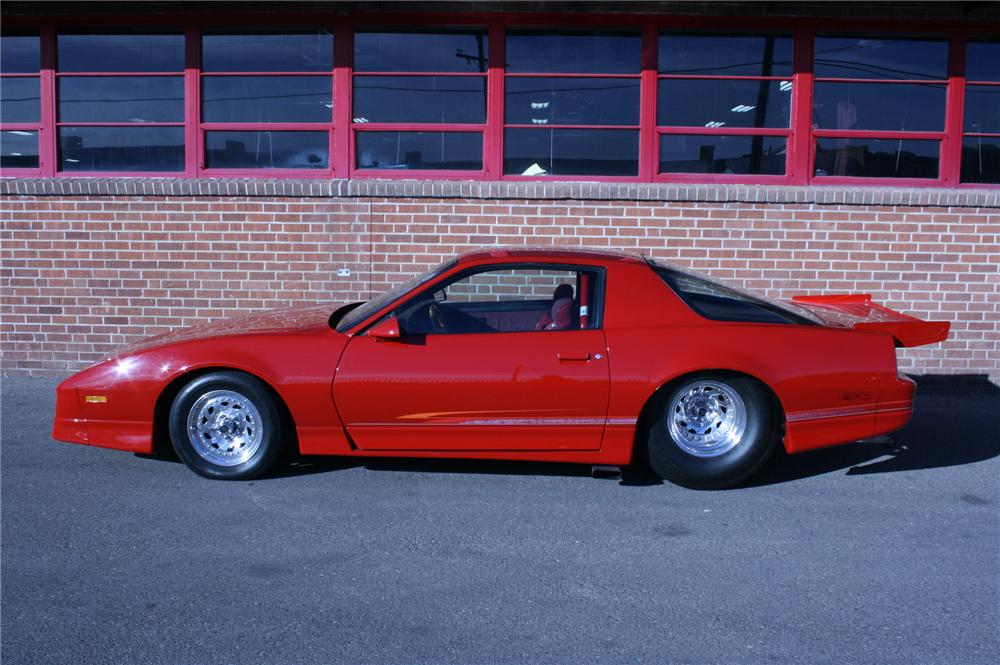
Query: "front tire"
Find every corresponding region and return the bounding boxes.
[168,371,286,480]
[644,374,778,489]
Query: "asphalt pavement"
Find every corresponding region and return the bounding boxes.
[2,374,998,665]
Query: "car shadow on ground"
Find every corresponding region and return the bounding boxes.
[745,375,1000,488]
[139,375,1000,488]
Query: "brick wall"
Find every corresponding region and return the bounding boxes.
[1,179,997,380]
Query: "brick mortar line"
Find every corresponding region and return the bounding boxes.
[2,177,998,208]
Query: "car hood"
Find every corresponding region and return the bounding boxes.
[111,304,337,358]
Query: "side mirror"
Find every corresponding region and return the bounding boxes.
[368,316,402,341]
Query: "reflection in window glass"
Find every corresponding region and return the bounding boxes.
[966,41,1000,82]
[354,31,488,73]
[58,32,184,72]
[59,76,183,123]
[659,135,786,175]
[0,34,40,72]
[963,85,1000,134]
[202,76,332,123]
[658,34,793,76]
[812,82,945,132]
[506,31,641,74]
[356,132,482,170]
[657,79,791,128]
[353,76,486,124]
[961,137,1000,184]
[0,77,40,123]
[1,130,38,168]
[504,128,638,176]
[505,77,639,126]
[59,126,184,171]
[814,138,938,179]
[814,37,948,80]
[205,131,328,169]
[202,30,333,72]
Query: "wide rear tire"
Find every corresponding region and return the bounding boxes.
[168,371,286,480]
[644,373,778,489]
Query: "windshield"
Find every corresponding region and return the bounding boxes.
[335,258,458,333]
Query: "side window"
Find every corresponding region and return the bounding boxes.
[396,266,599,335]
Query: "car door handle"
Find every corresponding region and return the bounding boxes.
[557,352,591,362]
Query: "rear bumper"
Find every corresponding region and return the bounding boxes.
[784,374,915,454]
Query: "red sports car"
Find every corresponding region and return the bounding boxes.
[53,248,949,489]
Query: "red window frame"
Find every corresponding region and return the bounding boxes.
[0,28,43,176]
[808,33,955,187]
[959,37,1000,185]
[653,30,798,185]
[349,25,491,179]
[196,26,337,179]
[501,28,644,182]
[1,12,998,188]
[53,29,188,177]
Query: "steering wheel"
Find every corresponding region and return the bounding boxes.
[428,303,447,333]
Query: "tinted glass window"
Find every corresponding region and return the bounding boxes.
[814,36,948,80]
[961,137,1000,184]
[58,32,184,72]
[964,85,1000,134]
[1,130,38,168]
[656,266,814,325]
[504,128,638,176]
[814,138,938,179]
[396,267,595,335]
[966,41,1000,82]
[505,77,639,126]
[1,34,40,72]
[0,77,40,123]
[812,82,945,132]
[59,126,184,171]
[202,31,333,72]
[506,31,640,74]
[59,76,183,123]
[657,79,792,128]
[355,31,488,72]
[205,131,328,169]
[202,76,332,123]
[356,131,482,170]
[353,76,485,124]
[659,135,786,175]
[659,34,793,76]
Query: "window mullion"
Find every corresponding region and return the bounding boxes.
[334,22,353,178]
[485,20,505,178]
[185,24,201,177]
[942,34,966,187]
[639,22,657,182]
[39,25,56,177]
[789,26,814,186]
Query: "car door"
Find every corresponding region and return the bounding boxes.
[332,264,611,451]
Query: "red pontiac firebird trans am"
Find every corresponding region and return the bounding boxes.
[53,248,949,489]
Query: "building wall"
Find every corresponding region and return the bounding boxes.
[1,180,997,379]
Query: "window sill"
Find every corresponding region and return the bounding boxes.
[1,176,998,207]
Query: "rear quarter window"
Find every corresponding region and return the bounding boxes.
[656,267,814,325]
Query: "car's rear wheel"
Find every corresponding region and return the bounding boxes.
[168,371,286,480]
[644,373,778,489]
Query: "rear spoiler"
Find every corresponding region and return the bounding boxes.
[791,294,950,348]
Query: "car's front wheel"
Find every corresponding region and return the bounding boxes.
[168,371,286,480]
[644,374,778,489]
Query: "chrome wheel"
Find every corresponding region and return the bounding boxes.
[186,389,264,467]
[667,380,748,458]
